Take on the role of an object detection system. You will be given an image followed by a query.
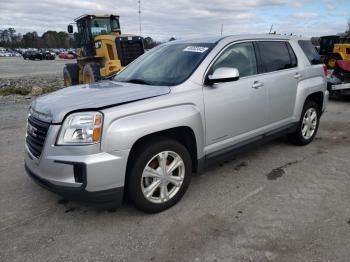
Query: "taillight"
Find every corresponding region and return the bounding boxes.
[322,64,327,77]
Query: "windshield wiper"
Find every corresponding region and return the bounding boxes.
[124,79,152,85]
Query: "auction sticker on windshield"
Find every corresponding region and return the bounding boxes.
[184,46,209,53]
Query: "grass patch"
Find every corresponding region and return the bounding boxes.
[0,86,61,96]
[41,86,60,95]
[0,87,31,96]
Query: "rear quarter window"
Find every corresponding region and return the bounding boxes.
[257,41,297,73]
[298,40,321,65]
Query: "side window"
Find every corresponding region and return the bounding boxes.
[286,42,298,67]
[257,41,295,73]
[211,42,257,78]
[298,40,321,65]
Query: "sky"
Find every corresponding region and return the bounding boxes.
[0,0,349,40]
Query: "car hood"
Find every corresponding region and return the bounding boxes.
[30,80,171,123]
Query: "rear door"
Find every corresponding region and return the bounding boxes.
[255,41,299,125]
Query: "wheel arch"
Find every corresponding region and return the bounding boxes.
[126,126,199,174]
[294,91,325,120]
[294,73,327,120]
[305,91,324,112]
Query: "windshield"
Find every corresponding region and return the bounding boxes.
[114,43,214,86]
[90,18,120,37]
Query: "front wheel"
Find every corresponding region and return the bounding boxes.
[288,101,320,145]
[127,139,192,213]
[63,63,79,87]
[82,63,101,84]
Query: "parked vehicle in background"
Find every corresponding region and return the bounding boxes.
[25,34,328,213]
[58,51,77,59]
[0,47,21,57]
[22,50,57,60]
[23,50,43,60]
[0,51,11,57]
[42,51,56,60]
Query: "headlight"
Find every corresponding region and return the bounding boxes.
[94,41,102,49]
[57,112,103,145]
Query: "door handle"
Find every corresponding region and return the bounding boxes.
[252,81,264,89]
[294,73,302,79]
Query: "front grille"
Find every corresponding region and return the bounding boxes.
[26,115,50,158]
[116,36,144,66]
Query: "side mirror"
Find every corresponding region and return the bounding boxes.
[68,25,73,34]
[207,67,240,84]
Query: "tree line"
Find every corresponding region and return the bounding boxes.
[0,28,79,48]
[0,27,163,49]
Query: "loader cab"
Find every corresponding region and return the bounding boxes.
[68,15,121,57]
[319,35,340,56]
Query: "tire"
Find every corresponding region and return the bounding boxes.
[82,63,101,84]
[288,101,320,146]
[325,54,341,69]
[63,63,79,87]
[126,138,192,213]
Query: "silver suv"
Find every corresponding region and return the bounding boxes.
[25,34,328,213]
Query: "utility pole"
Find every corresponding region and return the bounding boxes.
[138,0,142,36]
[220,24,223,36]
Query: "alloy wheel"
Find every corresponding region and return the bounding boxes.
[141,151,185,204]
[301,107,318,140]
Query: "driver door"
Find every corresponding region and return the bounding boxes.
[203,41,268,154]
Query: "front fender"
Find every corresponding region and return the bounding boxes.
[102,105,205,159]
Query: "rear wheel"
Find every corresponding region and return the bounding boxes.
[325,54,341,69]
[288,101,320,146]
[83,63,101,84]
[127,138,192,213]
[63,63,79,87]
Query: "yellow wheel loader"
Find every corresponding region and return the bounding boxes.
[319,35,350,69]
[63,14,144,86]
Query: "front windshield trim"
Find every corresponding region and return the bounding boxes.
[114,42,216,86]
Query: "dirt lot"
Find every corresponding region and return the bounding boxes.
[0,57,75,78]
[0,97,350,262]
[0,57,76,96]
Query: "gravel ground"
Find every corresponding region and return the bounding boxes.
[0,57,76,96]
[0,57,75,78]
[0,97,350,262]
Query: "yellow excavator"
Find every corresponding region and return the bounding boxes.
[63,14,144,86]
